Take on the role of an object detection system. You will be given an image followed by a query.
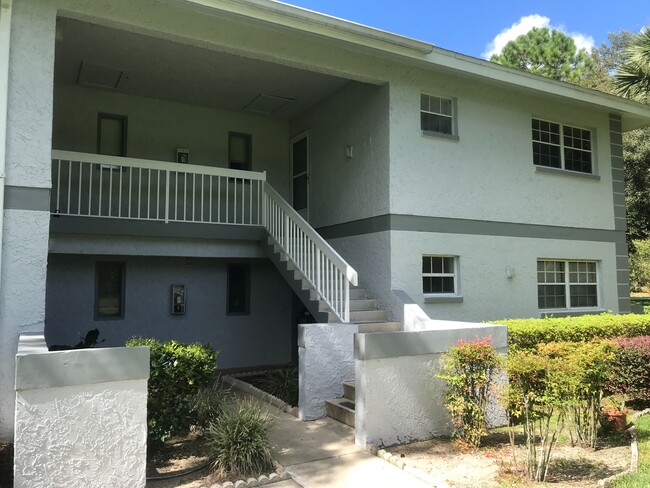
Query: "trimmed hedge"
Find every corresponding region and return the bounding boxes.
[126,338,218,444]
[498,313,650,350]
[607,336,650,401]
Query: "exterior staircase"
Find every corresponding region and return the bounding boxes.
[326,380,356,427]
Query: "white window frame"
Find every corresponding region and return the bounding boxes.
[532,118,594,175]
[421,94,458,139]
[422,255,459,297]
[537,259,600,311]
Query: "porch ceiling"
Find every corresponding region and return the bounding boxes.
[54,17,351,119]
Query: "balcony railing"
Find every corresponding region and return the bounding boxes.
[51,150,358,322]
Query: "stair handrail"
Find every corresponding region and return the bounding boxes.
[262,182,358,322]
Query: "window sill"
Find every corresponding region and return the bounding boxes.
[421,131,459,142]
[535,165,600,180]
[539,308,606,318]
[424,295,464,304]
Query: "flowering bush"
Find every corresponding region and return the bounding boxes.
[606,335,650,401]
[437,337,502,448]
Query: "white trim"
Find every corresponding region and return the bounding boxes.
[422,254,460,297]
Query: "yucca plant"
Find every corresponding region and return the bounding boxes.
[206,399,275,477]
[190,385,231,431]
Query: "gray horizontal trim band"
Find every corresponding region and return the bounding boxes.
[50,215,265,241]
[16,338,150,391]
[318,213,623,243]
[355,324,507,360]
[424,295,464,304]
[535,166,600,180]
[4,186,50,211]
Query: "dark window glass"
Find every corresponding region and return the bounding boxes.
[227,263,250,315]
[95,261,125,319]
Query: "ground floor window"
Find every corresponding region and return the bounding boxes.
[422,255,457,295]
[227,263,250,315]
[537,260,599,310]
[95,261,125,319]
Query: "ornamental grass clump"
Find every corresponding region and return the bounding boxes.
[437,337,502,448]
[206,399,275,478]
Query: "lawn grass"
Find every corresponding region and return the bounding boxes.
[612,414,650,487]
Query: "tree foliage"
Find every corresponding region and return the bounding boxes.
[490,27,594,83]
[615,29,650,102]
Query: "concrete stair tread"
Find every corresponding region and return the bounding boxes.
[357,322,401,332]
[325,397,355,428]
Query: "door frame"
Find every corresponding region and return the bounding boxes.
[290,130,310,221]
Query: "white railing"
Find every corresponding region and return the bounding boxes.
[51,150,358,322]
[262,183,358,322]
[51,150,264,225]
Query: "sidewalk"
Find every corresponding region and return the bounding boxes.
[268,406,433,488]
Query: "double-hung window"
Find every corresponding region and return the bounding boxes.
[422,255,457,295]
[421,94,455,136]
[532,119,593,174]
[537,260,599,310]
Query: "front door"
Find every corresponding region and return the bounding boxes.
[291,131,309,221]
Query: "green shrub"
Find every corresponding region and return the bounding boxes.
[206,399,274,478]
[499,313,650,351]
[126,338,218,444]
[437,338,502,448]
[607,336,650,401]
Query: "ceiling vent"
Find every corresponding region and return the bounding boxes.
[77,61,125,89]
[243,94,294,114]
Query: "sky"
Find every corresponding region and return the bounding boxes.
[282,0,650,59]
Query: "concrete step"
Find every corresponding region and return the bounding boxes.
[357,322,401,333]
[319,298,378,312]
[332,309,390,323]
[343,381,355,401]
[325,397,355,428]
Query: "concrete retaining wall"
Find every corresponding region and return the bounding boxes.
[298,323,358,420]
[354,322,507,447]
[14,333,149,487]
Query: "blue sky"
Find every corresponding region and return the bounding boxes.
[283,1,650,59]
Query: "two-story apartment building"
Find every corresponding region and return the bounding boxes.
[2,0,650,440]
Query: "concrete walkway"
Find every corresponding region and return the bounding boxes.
[269,406,433,488]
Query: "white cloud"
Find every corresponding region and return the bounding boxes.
[482,14,595,59]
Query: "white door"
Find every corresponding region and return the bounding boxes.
[291,131,310,221]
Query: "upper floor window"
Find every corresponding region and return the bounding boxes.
[421,94,455,136]
[532,119,592,174]
[537,259,599,310]
[229,132,252,171]
[422,255,457,295]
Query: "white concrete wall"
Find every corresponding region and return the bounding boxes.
[354,322,508,447]
[14,333,149,487]
[390,230,619,321]
[290,81,390,228]
[0,0,56,441]
[53,84,292,197]
[389,71,616,230]
[298,323,358,420]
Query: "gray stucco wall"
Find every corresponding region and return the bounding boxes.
[45,254,294,369]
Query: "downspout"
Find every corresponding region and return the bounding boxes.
[0,0,12,297]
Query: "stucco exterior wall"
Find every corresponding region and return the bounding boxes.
[45,254,294,368]
[391,230,619,321]
[14,334,149,487]
[53,84,292,197]
[389,72,616,230]
[290,81,390,228]
[298,323,358,420]
[354,323,507,447]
